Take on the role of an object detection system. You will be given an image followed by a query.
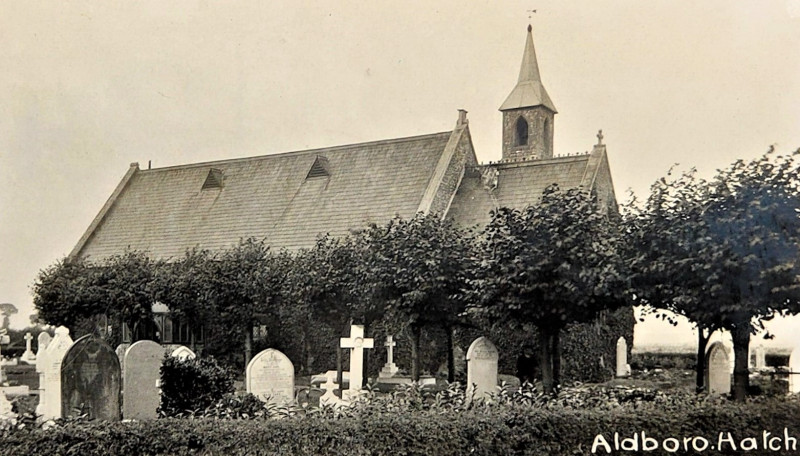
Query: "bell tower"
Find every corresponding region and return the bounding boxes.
[500,24,556,161]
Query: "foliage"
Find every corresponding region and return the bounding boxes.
[471,184,630,393]
[158,355,235,417]
[4,387,800,455]
[628,149,800,400]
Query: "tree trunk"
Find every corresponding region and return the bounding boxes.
[551,330,561,392]
[538,326,554,395]
[336,346,343,388]
[410,325,422,382]
[445,325,455,383]
[244,321,253,372]
[731,323,751,402]
[363,321,372,386]
[695,328,711,394]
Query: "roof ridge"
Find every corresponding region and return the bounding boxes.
[140,131,453,172]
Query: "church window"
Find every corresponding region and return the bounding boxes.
[543,118,551,153]
[202,168,224,190]
[306,155,330,179]
[515,116,528,146]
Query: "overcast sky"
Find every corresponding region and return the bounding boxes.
[2,1,800,343]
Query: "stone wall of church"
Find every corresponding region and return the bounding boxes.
[502,107,554,161]
[429,131,474,215]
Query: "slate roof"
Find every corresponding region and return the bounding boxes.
[72,132,452,261]
[447,149,610,229]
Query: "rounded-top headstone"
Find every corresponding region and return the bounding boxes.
[705,341,731,396]
[246,348,295,406]
[61,334,121,421]
[171,345,196,361]
[123,340,164,420]
[466,337,499,402]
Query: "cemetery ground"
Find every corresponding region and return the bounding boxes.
[3,358,800,456]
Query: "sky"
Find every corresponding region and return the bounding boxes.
[2,1,800,345]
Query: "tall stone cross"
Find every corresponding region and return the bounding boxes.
[20,332,35,363]
[379,335,399,378]
[340,325,374,393]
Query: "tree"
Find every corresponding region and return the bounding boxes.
[206,238,289,369]
[153,248,218,351]
[33,251,159,340]
[630,149,800,401]
[369,214,477,382]
[471,184,629,394]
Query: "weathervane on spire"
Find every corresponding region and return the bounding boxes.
[527,9,537,31]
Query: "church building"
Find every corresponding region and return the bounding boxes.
[69,25,617,346]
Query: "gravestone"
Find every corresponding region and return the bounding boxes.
[123,340,163,420]
[615,337,629,378]
[246,348,295,406]
[0,330,9,383]
[319,371,346,408]
[789,347,800,394]
[171,345,196,360]
[61,334,121,421]
[20,332,35,363]
[379,335,399,378]
[115,344,129,380]
[39,326,73,420]
[466,337,498,402]
[34,332,52,416]
[705,342,731,395]
[754,345,766,370]
[340,325,374,401]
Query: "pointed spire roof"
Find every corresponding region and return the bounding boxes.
[499,24,557,113]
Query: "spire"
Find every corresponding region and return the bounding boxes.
[499,25,557,113]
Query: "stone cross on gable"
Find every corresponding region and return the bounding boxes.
[596,129,604,145]
[340,325,373,393]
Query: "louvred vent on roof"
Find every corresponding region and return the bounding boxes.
[306,155,330,179]
[202,168,224,190]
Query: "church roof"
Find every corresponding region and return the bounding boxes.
[70,131,459,261]
[447,146,615,229]
[499,25,557,113]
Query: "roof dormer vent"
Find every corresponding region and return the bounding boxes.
[202,168,224,190]
[306,156,330,179]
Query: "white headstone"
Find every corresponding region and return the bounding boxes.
[466,337,498,402]
[34,332,52,416]
[616,337,629,378]
[171,345,196,361]
[789,347,800,394]
[705,342,731,395]
[340,325,374,401]
[39,326,73,420]
[379,335,399,378]
[246,348,295,406]
[754,345,766,370]
[123,340,163,420]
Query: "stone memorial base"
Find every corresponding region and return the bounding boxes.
[378,363,399,378]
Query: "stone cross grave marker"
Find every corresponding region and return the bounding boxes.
[379,335,399,378]
[319,371,346,407]
[246,348,295,406]
[39,326,72,420]
[61,334,121,421]
[789,346,800,394]
[20,332,35,363]
[466,336,498,402]
[340,325,374,401]
[171,345,196,361]
[615,337,629,378]
[705,341,731,395]
[123,340,163,420]
[754,345,766,370]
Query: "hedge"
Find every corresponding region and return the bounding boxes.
[4,399,800,455]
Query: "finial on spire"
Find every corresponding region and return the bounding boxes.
[596,129,604,145]
[528,24,532,32]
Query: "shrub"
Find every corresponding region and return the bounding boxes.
[158,355,235,417]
